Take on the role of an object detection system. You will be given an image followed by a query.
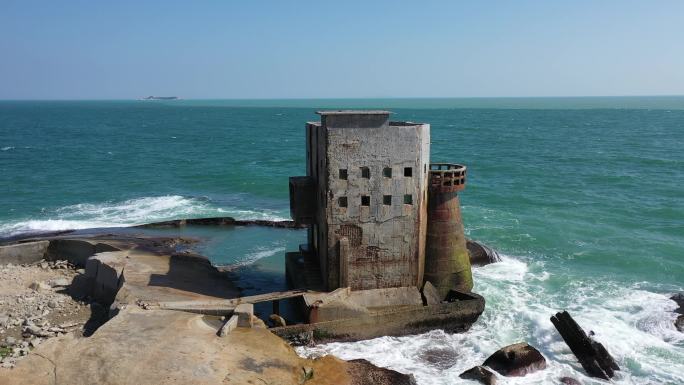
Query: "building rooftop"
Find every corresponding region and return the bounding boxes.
[316,110,392,116]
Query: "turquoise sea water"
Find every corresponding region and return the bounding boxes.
[1,98,683,384]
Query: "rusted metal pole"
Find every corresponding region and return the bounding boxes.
[424,164,473,299]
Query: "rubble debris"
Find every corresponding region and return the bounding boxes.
[550,311,619,380]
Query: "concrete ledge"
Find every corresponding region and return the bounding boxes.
[0,241,49,265]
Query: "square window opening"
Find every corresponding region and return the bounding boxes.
[404,167,412,177]
[361,167,370,179]
[339,169,348,180]
[383,167,392,178]
[338,196,348,208]
[404,194,413,205]
[383,195,392,205]
[361,196,370,206]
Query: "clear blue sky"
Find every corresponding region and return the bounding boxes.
[1,0,683,99]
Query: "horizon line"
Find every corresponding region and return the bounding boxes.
[2,94,684,102]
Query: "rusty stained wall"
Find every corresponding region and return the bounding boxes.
[324,122,430,290]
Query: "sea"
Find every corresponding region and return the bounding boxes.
[0,97,682,384]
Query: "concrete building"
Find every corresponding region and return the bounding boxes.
[290,110,472,296]
[290,110,428,291]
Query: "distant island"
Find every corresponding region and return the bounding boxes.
[141,96,179,100]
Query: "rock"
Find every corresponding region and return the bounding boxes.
[29,337,42,348]
[269,314,287,327]
[560,376,582,385]
[3,336,16,347]
[23,325,50,337]
[675,315,684,332]
[421,281,442,305]
[671,293,684,308]
[459,366,497,385]
[482,342,547,377]
[29,281,51,291]
[49,278,71,287]
[0,313,9,328]
[466,239,502,266]
[48,300,59,309]
[347,359,417,385]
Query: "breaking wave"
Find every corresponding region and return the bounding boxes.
[298,255,684,385]
[0,195,288,237]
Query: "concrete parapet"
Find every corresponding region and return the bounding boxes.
[47,239,119,266]
[85,251,128,305]
[218,315,239,337]
[0,241,49,265]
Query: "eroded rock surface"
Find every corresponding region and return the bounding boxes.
[346,359,417,385]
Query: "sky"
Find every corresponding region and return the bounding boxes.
[1,0,683,99]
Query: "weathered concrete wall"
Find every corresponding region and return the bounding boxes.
[85,251,128,305]
[46,239,119,266]
[0,241,49,265]
[324,121,430,290]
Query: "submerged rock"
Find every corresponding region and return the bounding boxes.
[459,365,497,385]
[675,315,684,332]
[419,346,459,369]
[482,342,547,377]
[560,376,582,385]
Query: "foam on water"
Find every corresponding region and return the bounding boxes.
[0,195,288,237]
[298,256,684,385]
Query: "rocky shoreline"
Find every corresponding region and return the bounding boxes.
[0,221,417,385]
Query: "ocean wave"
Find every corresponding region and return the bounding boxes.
[0,195,289,237]
[1,146,15,151]
[298,255,684,385]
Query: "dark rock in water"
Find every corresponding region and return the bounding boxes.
[559,377,582,385]
[347,359,417,385]
[466,239,501,266]
[671,293,684,314]
[459,366,497,385]
[419,346,459,369]
[675,315,684,332]
[551,311,619,380]
[482,342,547,377]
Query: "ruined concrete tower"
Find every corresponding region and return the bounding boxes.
[290,111,430,291]
[424,164,473,298]
[289,110,472,298]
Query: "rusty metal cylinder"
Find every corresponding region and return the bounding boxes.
[424,164,473,299]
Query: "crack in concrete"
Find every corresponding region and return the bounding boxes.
[33,352,58,385]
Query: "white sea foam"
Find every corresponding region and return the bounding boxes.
[0,195,289,237]
[1,146,15,151]
[238,245,287,266]
[298,255,684,385]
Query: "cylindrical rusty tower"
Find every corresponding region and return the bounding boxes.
[424,163,473,299]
